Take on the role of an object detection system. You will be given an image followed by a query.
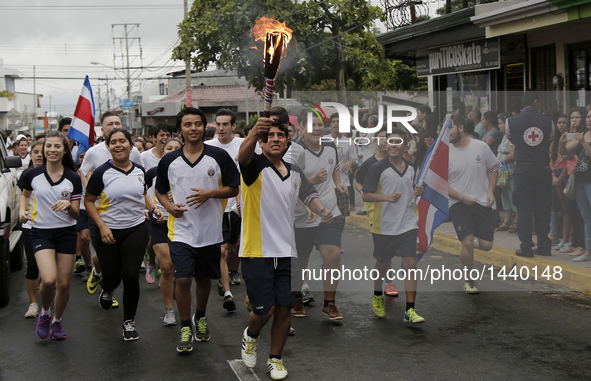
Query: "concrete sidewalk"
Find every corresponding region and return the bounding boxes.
[347,214,591,293]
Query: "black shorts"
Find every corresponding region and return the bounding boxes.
[372,229,418,262]
[31,226,77,255]
[335,188,350,217]
[169,241,221,279]
[76,209,95,232]
[150,217,169,245]
[449,202,495,242]
[241,257,294,315]
[222,211,241,244]
[294,215,345,258]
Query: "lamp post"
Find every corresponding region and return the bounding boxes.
[91,61,133,130]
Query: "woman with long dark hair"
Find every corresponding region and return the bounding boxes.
[495,113,518,232]
[481,111,503,156]
[550,115,573,248]
[18,131,82,340]
[85,128,162,341]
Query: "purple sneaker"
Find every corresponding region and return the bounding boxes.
[51,321,67,340]
[36,314,51,339]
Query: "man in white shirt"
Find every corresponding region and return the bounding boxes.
[80,112,145,296]
[205,109,244,312]
[448,114,500,295]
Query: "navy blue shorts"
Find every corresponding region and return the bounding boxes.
[449,202,495,242]
[76,209,95,232]
[372,229,418,262]
[150,217,169,245]
[241,257,294,315]
[31,226,77,255]
[294,215,345,258]
[169,241,221,279]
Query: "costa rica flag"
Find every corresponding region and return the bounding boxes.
[68,76,95,150]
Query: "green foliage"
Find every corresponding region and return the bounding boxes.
[0,90,14,100]
[173,0,417,95]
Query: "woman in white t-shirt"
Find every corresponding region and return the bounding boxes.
[19,131,82,340]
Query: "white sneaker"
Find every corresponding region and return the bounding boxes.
[267,358,288,380]
[145,264,156,284]
[24,303,39,318]
[163,307,177,326]
[241,327,258,368]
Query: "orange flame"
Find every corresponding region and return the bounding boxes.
[250,17,292,62]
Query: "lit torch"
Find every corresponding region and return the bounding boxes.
[250,16,292,142]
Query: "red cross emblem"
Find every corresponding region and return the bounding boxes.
[524,127,543,146]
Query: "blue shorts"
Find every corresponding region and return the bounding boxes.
[76,209,95,232]
[242,257,294,315]
[31,226,77,255]
[150,217,169,246]
[372,229,418,262]
[169,241,221,279]
[294,215,345,258]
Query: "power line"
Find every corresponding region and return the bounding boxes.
[0,5,183,10]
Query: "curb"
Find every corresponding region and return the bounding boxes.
[346,214,591,293]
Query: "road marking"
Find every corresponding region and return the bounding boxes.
[228,359,261,381]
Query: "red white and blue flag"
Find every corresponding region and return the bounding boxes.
[68,76,95,150]
[415,114,451,260]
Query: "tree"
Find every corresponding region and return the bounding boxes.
[173,0,413,106]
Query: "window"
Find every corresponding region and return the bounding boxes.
[531,45,556,109]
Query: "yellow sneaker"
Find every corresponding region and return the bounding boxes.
[403,308,425,324]
[371,292,385,318]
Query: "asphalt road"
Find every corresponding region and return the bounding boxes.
[1,223,591,380]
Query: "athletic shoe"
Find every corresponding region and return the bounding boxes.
[384,283,399,297]
[372,292,385,318]
[25,303,39,318]
[244,296,253,312]
[82,269,91,282]
[241,327,258,368]
[163,307,177,326]
[463,281,479,294]
[291,297,306,317]
[217,280,224,296]
[192,315,210,342]
[223,295,237,312]
[50,322,67,340]
[35,313,51,339]
[86,268,101,295]
[73,258,86,274]
[555,241,569,250]
[122,320,139,341]
[99,290,113,310]
[230,271,242,285]
[177,326,193,353]
[322,302,343,320]
[301,289,315,304]
[267,358,288,380]
[145,263,156,284]
[403,308,425,324]
[288,326,295,336]
[112,298,119,308]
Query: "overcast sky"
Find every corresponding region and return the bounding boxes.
[2,0,443,118]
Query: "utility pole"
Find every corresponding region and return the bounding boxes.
[33,65,36,134]
[184,0,192,107]
[112,23,141,131]
[98,75,111,111]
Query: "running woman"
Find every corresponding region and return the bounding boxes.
[238,118,331,380]
[362,129,426,323]
[156,107,239,353]
[141,125,172,284]
[19,131,82,340]
[19,140,44,318]
[205,108,243,312]
[292,113,347,320]
[145,137,183,325]
[81,112,145,297]
[85,128,162,341]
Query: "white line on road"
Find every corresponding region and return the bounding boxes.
[228,359,261,381]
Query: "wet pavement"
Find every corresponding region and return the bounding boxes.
[1,224,591,380]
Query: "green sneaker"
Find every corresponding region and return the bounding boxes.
[463,281,479,294]
[86,268,101,295]
[176,326,194,353]
[73,258,86,274]
[403,308,425,324]
[192,315,210,342]
[371,292,385,318]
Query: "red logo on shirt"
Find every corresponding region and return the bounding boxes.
[524,127,543,146]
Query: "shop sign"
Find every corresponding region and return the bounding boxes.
[416,38,500,77]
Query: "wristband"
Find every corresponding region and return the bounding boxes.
[236,202,241,210]
[151,205,156,212]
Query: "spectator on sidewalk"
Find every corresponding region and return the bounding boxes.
[495,113,517,232]
[469,109,485,139]
[448,114,500,294]
[506,90,555,257]
[559,108,591,262]
[550,114,573,249]
[481,111,503,156]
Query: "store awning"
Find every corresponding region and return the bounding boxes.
[376,8,484,58]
